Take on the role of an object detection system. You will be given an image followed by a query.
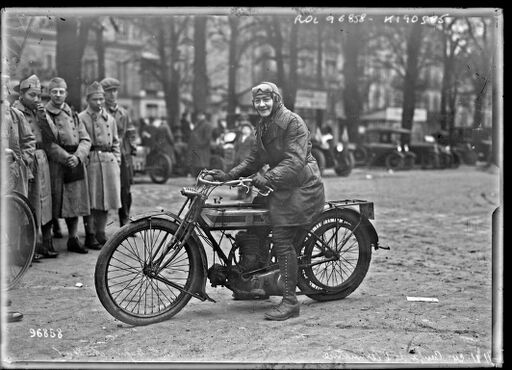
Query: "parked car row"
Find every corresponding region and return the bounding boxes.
[349,127,468,171]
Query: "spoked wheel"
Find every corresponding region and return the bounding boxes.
[3,193,37,290]
[297,209,372,301]
[94,218,202,326]
[148,153,172,184]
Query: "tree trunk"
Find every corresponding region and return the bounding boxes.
[56,17,92,111]
[193,16,208,115]
[286,23,299,110]
[271,17,286,97]
[401,23,423,145]
[227,17,239,126]
[95,25,105,81]
[342,25,363,143]
[315,23,324,130]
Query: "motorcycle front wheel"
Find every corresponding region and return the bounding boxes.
[298,209,372,301]
[95,218,203,326]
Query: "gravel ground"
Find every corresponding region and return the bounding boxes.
[1,164,502,368]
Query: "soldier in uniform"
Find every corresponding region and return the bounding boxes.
[79,82,121,249]
[100,77,136,227]
[209,82,325,321]
[45,77,91,254]
[12,75,58,258]
[2,74,36,322]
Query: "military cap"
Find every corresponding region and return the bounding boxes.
[19,74,42,92]
[48,77,67,91]
[86,81,105,97]
[100,77,121,91]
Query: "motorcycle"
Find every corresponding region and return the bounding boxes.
[94,170,386,326]
[311,133,355,177]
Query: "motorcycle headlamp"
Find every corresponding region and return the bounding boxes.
[336,143,344,152]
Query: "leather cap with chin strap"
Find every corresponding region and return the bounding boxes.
[86,81,104,98]
[251,81,282,102]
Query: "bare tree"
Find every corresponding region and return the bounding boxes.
[193,16,208,114]
[56,16,94,111]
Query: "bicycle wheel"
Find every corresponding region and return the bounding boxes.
[3,193,37,290]
[298,209,372,301]
[94,218,203,326]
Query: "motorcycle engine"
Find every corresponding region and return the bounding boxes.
[207,264,228,287]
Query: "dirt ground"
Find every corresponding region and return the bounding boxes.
[1,164,502,368]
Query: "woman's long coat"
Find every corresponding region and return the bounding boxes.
[45,102,91,218]
[228,105,325,226]
[12,100,52,226]
[79,108,121,211]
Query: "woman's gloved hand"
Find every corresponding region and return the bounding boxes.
[209,169,232,182]
[252,173,269,189]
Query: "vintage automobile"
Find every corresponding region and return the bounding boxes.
[311,133,354,176]
[353,127,417,170]
[410,134,462,169]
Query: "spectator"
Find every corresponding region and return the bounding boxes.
[233,121,256,200]
[180,111,192,144]
[79,81,121,249]
[101,77,136,227]
[45,77,91,254]
[12,74,58,258]
[187,111,213,177]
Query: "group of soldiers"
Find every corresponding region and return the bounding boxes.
[3,74,136,258]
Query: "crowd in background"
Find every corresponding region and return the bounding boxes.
[3,74,136,259]
[3,72,259,262]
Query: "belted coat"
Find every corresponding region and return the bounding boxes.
[228,104,325,226]
[79,107,121,211]
[2,102,35,197]
[12,100,53,226]
[105,104,135,188]
[45,102,91,218]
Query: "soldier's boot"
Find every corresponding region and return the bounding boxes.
[52,218,63,238]
[83,215,101,250]
[264,252,300,321]
[94,210,109,245]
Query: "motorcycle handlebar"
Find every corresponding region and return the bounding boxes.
[198,171,273,196]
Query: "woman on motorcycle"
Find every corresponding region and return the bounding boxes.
[210,82,325,321]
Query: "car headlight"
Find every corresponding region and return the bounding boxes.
[336,143,344,152]
[404,144,409,152]
[397,145,402,152]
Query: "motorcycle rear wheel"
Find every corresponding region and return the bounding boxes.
[95,218,202,326]
[298,209,372,301]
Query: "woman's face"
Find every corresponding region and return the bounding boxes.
[253,95,273,117]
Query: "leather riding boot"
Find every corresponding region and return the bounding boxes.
[264,252,300,321]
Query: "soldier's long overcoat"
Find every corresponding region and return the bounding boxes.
[79,107,121,211]
[228,104,325,226]
[45,102,91,218]
[12,100,52,226]
[2,103,35,197]
[105,104,135,188]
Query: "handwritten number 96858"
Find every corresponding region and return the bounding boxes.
[29,328,63,339]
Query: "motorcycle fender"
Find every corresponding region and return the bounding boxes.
[129,210,210,298]
[336,208,379,250]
